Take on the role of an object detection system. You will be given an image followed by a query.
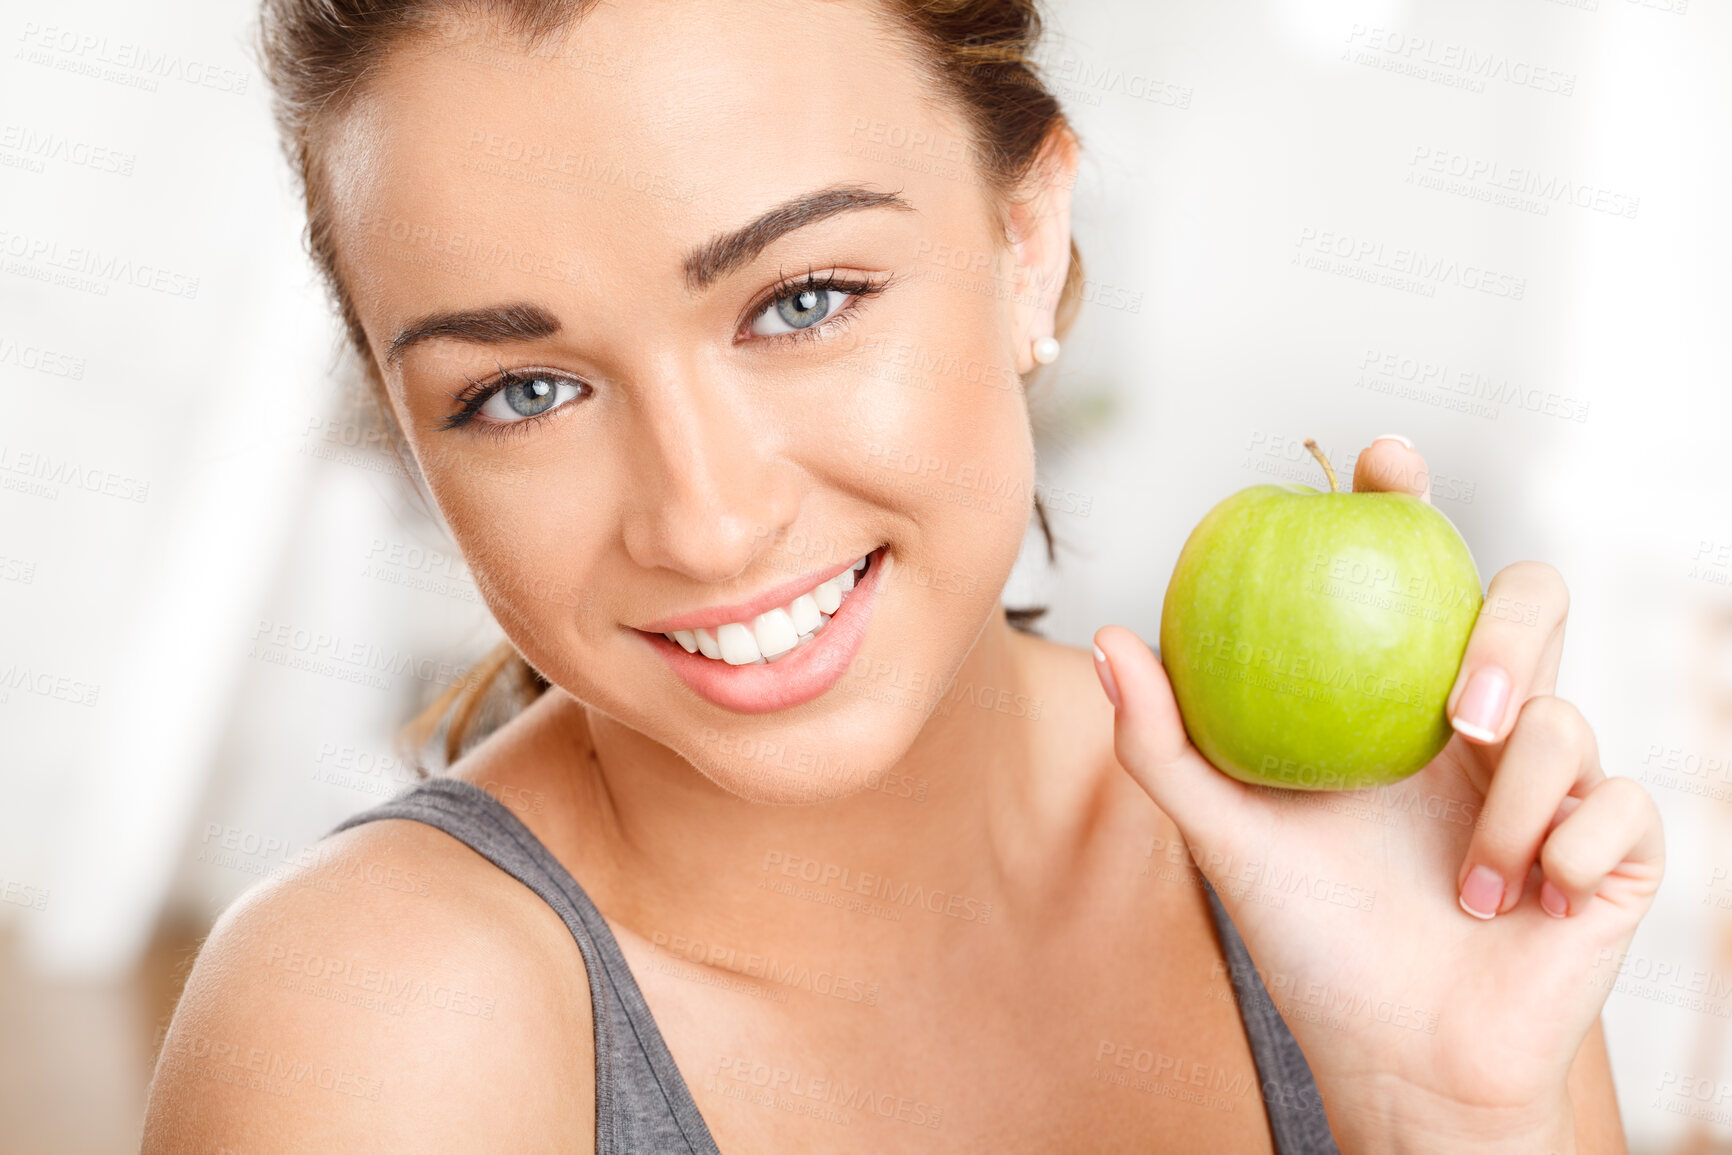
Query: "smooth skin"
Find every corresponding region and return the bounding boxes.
[144,1,1660,1151]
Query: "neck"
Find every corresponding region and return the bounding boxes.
[570,608,1060,953]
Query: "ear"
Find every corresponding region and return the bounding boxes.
[1005,126,1080,375]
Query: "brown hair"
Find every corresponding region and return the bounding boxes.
[260,0,1082,768]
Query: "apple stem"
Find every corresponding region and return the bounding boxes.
[1303,438,1341,493]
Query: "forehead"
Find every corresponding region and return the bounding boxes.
[322,0,976,324]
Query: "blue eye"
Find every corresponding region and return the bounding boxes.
[749,286,849,336]
[477,374,584,422]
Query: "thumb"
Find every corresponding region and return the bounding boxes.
[1093,624,1250,839]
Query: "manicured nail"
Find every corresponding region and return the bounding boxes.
[1451,665,1511,742]
[1373,433,1414,449]
[1093,644,1122,710]
[1540,880,1569,918]
[1459,865,1505,919]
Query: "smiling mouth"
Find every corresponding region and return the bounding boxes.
[659,552,874,666]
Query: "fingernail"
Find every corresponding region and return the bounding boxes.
[1540,880,1569,919]
[1373,433,1414,449]
[1451,666,1510,742]
[1459,864,1505,920]
[1093,644,1122,711]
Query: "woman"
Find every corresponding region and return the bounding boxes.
[144,0,1663,1150]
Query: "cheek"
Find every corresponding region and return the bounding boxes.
[415,443,607,630]
[848,256,1031,487]
[848,356,1036,553]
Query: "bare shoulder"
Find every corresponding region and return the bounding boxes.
[143,811,595,1153]
[1006,627,1117,731]
[1006,626,1130,786]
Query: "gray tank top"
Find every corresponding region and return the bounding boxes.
[330,777,1339,1153]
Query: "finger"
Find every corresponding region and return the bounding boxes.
[1537,776,1666,919]
[1457,695,1604,918]
[1093,625,1249,840]
[1351,433,1432,503]
[1446,561,1569,747]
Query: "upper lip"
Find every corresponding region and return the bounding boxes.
[635,550,872,633]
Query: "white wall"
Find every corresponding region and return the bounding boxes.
[1,0,1726,1149]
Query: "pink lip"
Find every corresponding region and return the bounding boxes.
[637,552,868,633]
[640,548,884,714]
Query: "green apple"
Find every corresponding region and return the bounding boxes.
[1159,441,1483,791]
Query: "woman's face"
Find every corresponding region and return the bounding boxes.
[322,0,1073,801]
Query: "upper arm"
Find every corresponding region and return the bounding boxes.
[142,819,596,1154]
[1569,1017,1627,1155]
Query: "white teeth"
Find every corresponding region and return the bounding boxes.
[753,608,799,659]
[813,577,843,615]
[717,622,761,665]
[670,552,872,665]
[789,593,822,636]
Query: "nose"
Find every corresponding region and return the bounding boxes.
[617,356,802,581]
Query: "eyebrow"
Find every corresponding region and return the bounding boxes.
[385,302,561,367]
[683,185,913,292]
[384,186,911,364]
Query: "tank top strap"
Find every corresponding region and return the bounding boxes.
[1201,876,1342,1153]
[327,776,722,1155]
[330,777,1337,1153]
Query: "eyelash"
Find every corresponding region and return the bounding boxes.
[737,268,891,344]
[438,270,891,435]
[437,367,584,438]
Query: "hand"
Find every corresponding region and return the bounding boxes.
[1093,435,1664,1154]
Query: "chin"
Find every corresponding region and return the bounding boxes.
[670,703,929,806]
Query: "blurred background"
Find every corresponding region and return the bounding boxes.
[1,0,1727,1149]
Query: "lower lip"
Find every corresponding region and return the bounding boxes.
[639,548,886,714]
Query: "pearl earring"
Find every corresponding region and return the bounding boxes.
[1032,336,1061,365]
